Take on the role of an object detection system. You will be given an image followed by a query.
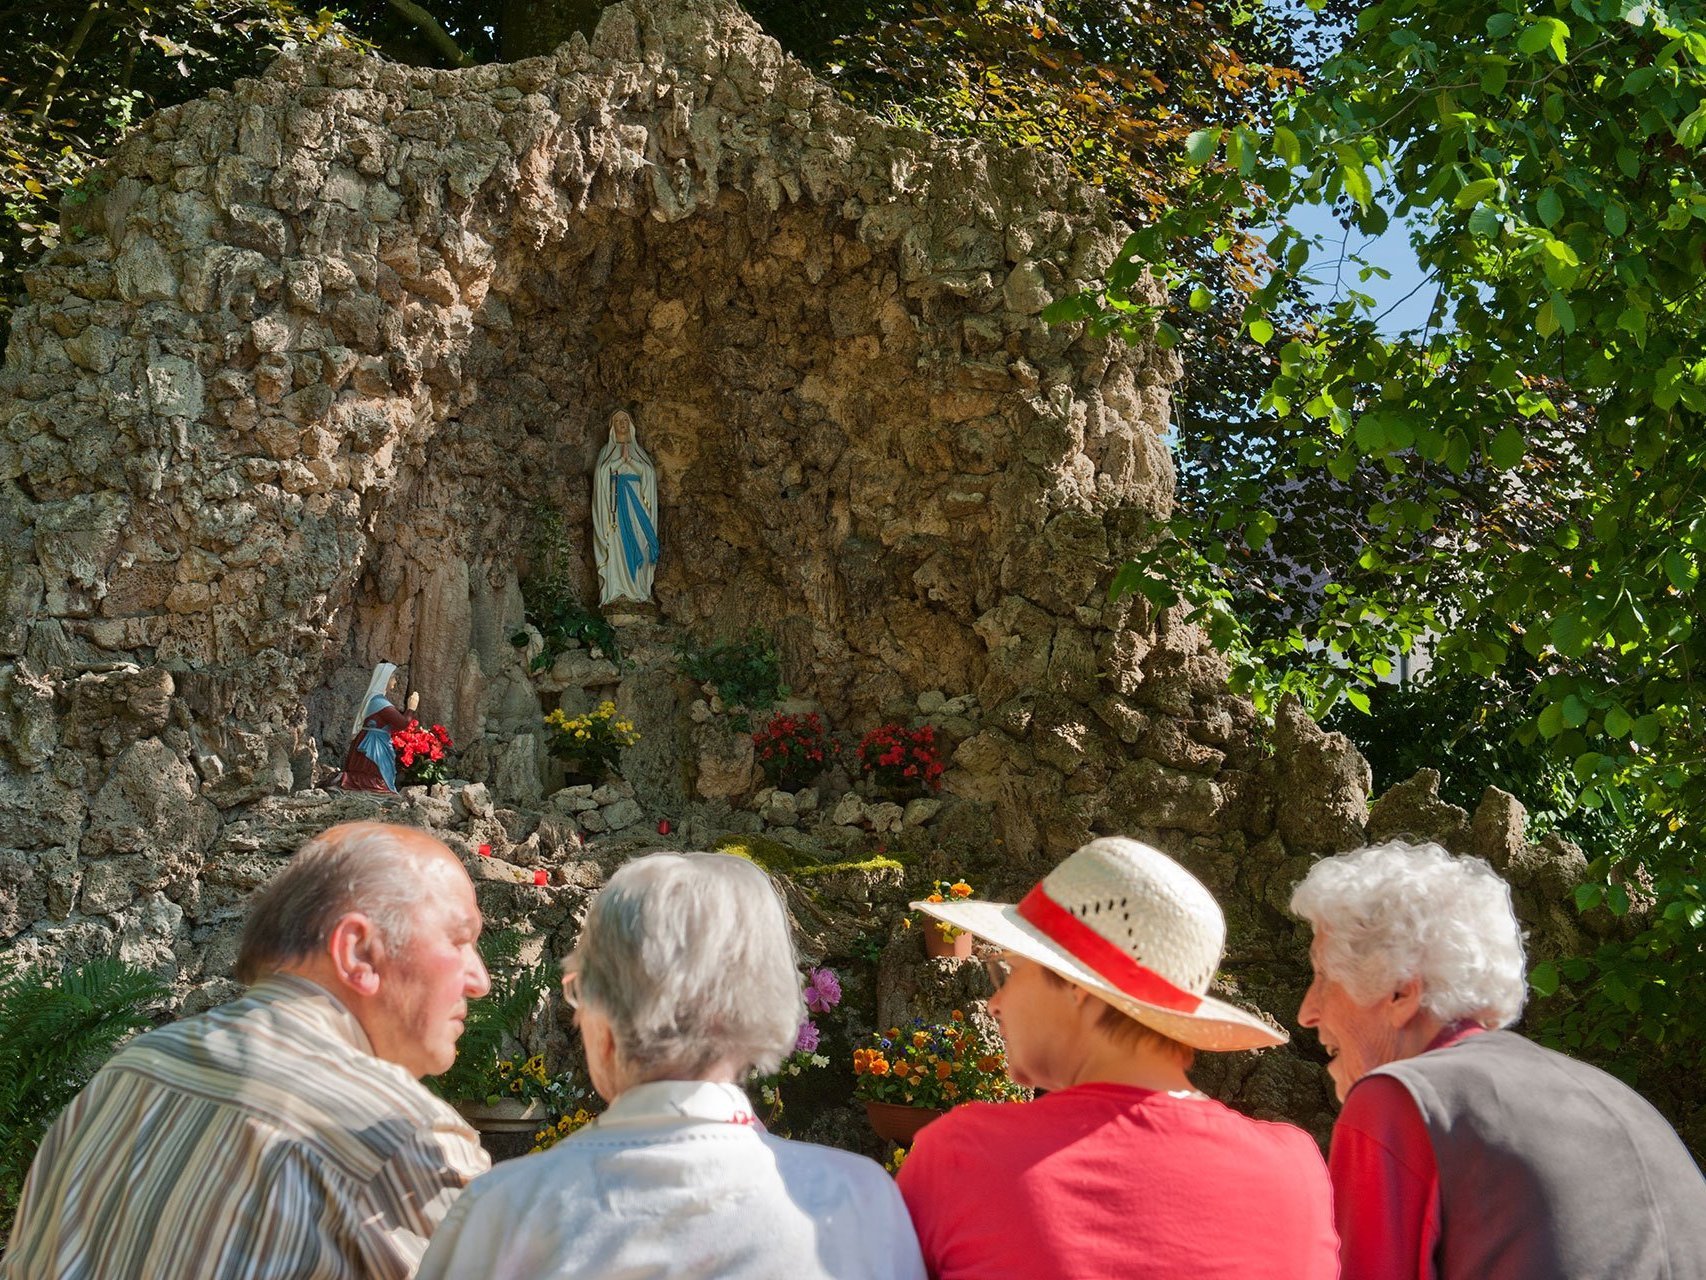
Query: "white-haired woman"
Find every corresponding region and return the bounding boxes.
[1292,839,1706,1280]
[416,852,925,1280]
[897,837,1337,1279]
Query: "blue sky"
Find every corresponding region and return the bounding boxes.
[1277,200,1437,335]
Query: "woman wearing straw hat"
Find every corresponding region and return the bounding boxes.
[896,836,1337,1280]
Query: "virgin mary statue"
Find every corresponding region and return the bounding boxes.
[593,410,660,607]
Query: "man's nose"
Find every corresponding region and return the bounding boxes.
[467,956,491,998]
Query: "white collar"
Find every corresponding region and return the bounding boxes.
[593,1080,761,1132]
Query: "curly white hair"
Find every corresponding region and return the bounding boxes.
[1290,840,1528,1027]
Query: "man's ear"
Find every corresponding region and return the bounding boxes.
[325,913,385,997]
[1387,975,1426,1028]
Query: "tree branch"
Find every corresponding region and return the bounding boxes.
[383,0,473,67]
[31,0,104,125]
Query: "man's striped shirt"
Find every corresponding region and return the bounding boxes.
[3,974,490,1279]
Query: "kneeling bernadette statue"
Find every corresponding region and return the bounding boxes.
[333,661,411,793]
[593,410,660,608]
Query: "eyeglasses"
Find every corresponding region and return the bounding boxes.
[562,970,582,1012]
[982,956,1012,993]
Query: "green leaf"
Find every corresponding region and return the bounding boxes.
[1245,510,1279,550]
[1455,177,1499,210]
[1530,961,1560,998]
[1604,706,1634,737]
[1041,295,1092,325]
[1189,285,1212,311]
[1337,147,1374,210]
[1248,318,1275,345]
[1604,203,1628,236]
[1442,429,1471,474]
[1677,104,1706,150]
[1272,125,1300,168]
[1538,702,1565,738]
[1550,611,1595,656]
[1561,694,1589,727]
[1185,129,1222,165]
[1516,16,1569,62]
[1575,883,1605,912]
[1608,884,1631,916]
[1663,549,1698,591]
[1468,203,1502,238]
[1488,426,1525,469]
[1537,188,1563,227]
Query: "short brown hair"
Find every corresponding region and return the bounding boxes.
[1037,965,1196,1068]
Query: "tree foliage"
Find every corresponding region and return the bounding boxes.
[1059,0,1706,1072]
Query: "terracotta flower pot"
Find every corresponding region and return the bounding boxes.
[864,1099,947,1145]
[924,927,973,959]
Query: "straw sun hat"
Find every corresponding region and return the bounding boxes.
[914,837,1285,1052]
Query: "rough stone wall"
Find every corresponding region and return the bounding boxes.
[0,0,1618,1146]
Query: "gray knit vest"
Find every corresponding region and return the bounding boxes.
[1371,1030,1706,1279]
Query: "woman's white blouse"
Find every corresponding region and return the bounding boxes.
[415,1080,926,1279]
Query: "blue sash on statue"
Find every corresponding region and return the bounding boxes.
[355,695,398,790]
[614,472,660,576]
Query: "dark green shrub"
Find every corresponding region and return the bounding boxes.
[0,957,168,1235]
[675,628,785,729]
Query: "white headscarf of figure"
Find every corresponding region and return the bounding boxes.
[349,662,399,742]
[592,410,660,607]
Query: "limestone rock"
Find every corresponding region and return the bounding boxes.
[601,797,644,831]
[490,734,544,806]
[1366,769,1470,850]
[693,724,755,800]
[1269,696,1371,854]
[84,740,218,871]
[758,788,798,827]
[455,781,494,819]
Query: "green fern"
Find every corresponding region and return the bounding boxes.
[426,931,557,1106]
[0,957,167,1236]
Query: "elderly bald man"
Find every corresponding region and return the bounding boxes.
[4,822,492,1280]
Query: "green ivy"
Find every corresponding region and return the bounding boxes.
[675,628,786,729]
[516,504,622,672]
